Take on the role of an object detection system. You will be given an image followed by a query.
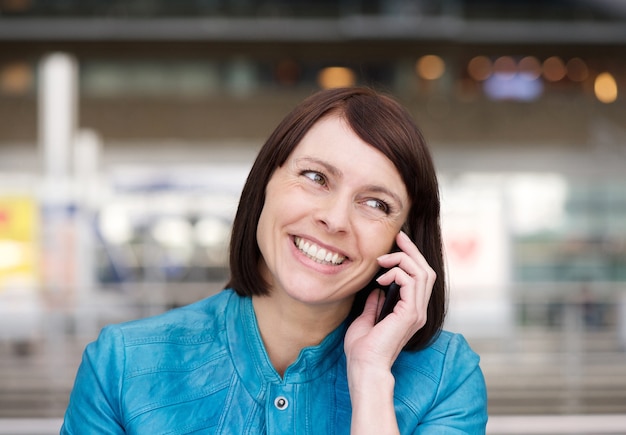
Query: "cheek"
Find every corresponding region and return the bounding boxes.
[255,184,295,255]
[256,201,275,252]
[377,237,398,256]
[357,223,398,258]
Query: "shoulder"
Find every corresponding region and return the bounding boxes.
[394,330,479,379]
[87,290,238,370]
[75,290,242,428]
[393,330,486,413]
[113,289,235,344]
[392,331,488,432]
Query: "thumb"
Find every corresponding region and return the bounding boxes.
[360,289,384,324]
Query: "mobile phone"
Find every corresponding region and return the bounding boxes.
[376,281,401,323]
[362,230,407,323]
[361,269,400,323]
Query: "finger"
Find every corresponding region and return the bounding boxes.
[379,234,436,295]
[378,232,434,279]
[376,262,435,329]
[376,258,432,291]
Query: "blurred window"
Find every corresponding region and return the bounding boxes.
[82,60,223,98]
[514,178,626,282]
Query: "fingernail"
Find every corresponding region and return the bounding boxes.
[377,254,384,261]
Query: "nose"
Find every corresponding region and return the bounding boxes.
[314,193,351,234]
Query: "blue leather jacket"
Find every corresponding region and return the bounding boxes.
[62,290,487,434]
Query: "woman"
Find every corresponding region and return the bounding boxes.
[62,87,488,434]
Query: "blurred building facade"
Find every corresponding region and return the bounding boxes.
[0,0,626,421]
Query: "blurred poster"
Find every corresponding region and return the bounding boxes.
[440,175,514,338]
[0,196,39,287]
[0,195,42,343]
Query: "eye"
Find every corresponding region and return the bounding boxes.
[364,198,390,214]
[302,170,327,186]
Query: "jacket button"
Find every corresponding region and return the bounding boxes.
[274,396,289,410]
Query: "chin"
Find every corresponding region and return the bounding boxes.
[285,281,357,307]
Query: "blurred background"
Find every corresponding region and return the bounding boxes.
[0,0,625,433]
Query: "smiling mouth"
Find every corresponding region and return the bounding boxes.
[294,236,346,265]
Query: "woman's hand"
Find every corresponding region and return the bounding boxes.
[346,230,436,370]
[344,231,436,434]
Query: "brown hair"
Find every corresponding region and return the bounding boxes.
[226,87,445,350]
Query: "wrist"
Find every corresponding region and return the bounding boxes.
[347,362,395,397]
[348,363,398,434]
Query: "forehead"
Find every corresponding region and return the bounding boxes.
[289,116,408,193]
[292,115,380,159]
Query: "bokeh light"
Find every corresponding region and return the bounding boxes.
[493,56,517,80]
[317,66,356,89]
[594,72,618,103]
[0,62,33,94]
[566,57,589,82]
[416,55,446,80]
[274,59,301,86]
[542,56,566,82]
[518,56,542,80]
[467,56,493,81]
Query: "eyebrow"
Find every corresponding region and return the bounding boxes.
[295,156,406,209]
[296,156,342,177]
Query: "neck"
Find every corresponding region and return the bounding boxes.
[252,293,351,376]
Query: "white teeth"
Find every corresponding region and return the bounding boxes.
[294,236,345,265]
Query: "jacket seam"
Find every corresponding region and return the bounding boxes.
[124,349,229,378]
[125,379,231,423]
[119,326,127,425]
[125,334,219,346]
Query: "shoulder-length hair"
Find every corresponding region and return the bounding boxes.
[226,87,445,351]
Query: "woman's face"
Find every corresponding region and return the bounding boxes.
[256,115,410,311]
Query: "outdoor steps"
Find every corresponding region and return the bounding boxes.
[0,339,85,418]
[482,353,626,415]
[470,329,626,415]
